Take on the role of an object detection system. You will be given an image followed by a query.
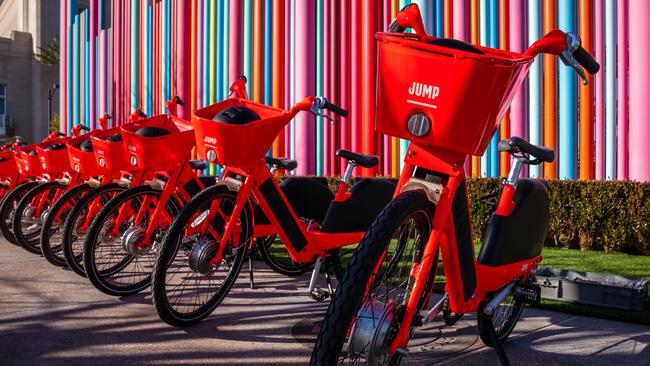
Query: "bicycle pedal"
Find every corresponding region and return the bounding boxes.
[411,315,423,327]
[514,282,541,306]
[309,288,330,302]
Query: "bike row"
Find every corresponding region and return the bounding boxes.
[0,5,600,366]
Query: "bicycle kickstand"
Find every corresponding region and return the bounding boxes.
[308,256,330,301]
[483,313,511,366]
[248,253,255,290]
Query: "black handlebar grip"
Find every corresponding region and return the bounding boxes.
[323,100,348,117]
[388,20,405,33]
[573,46,600,74]
[80,126,90,131]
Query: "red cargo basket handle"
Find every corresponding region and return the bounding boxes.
[389,3,428,40]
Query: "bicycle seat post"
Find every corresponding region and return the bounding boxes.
[341,162,357,184]
[506,158,522,186]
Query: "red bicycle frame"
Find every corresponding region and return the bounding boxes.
[379,4,587,354]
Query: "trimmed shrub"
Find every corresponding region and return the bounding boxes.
[319,176,650,255]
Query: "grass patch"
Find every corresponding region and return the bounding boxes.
[263,239,650,324]
[435,245,650,325]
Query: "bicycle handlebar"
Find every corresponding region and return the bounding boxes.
[318,98,348,117]
[573,46,600,75]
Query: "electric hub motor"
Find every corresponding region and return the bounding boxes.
[121,226,149,256]
[348,300,397,364]
[189,238,218,275]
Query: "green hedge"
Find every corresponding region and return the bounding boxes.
[467,178,650,255]
[318,177,650,255]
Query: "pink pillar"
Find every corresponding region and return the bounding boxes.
[323,0,331,175]
[229,0,243,85]
[454,0,470,173]
[283,0,291,157]
[508,0,527,140]
[616,0,628,179]
[294,0,316,175]
[340,0,351,176]
[628,0,650,181]
[176,0,191,120]
[595,0,605,179]
[89,0,97,129]
[99,29,106,117]
[453,0,469,41]
[60,0,67,134]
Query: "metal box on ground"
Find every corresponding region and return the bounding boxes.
[533,267,648,311]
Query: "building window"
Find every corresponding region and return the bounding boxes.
[0,84,5,115]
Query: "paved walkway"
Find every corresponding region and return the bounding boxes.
[0,239,648,365]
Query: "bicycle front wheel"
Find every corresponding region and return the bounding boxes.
[14,182,66,254]
[0,181,39,245]
[83,185,180,296]
[152,183,252,327]
[41,183,92,266]
[311,190,434,366]
[62,183,125,277]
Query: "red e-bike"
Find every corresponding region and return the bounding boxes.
[311,4,600,366]
[149,77,397,327]
[81,101,218,296]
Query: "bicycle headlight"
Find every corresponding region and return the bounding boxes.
[407,112,431,138]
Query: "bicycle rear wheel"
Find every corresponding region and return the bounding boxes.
[0,181,39,245]
[152,184,251,327]
[83,185,179,296]
[311,190,434,366]
[477,284,526,347]
[14,182,66,254]
[41,183,92,266]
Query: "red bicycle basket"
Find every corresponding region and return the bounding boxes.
[0,151,18,177]
[91,127,131,173]
[15,145,43,176]
[120,114,195,171]
[37,138,72,175]
[375,33,533,155]
[67,133,104,177]
[193,99,288,167]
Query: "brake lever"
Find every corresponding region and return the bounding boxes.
[559,32,588,85]
[310,98,335,125]
[310,109,335,125]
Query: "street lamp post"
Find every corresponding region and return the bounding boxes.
[48,84,59,131]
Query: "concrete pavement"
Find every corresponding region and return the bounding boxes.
[0,239,648,366]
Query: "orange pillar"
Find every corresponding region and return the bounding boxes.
[271,0,285,157]
[470,0,481,177]
[578,0,594,179]
[543,0,558,179]
[499,0,510,177]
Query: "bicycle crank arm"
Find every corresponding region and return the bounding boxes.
[422,293,447,323]
[483,283,514,316]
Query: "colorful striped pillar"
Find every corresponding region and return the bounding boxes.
[579,0,595,179]
[543,0,558,179]
[558,0,577,179]
[229,1,243,87]
[89,0,97,129]
[615,0,628,179]
[315,0,323,175]
[177,0,191,120]
[59,0,67,134]
[131,0,139,112]
[272,0,285,158]
[529,0,542,178]
[295,0,316,175]
[361,0,377,176]
[594,0,605,179]
[628,0,650,181]
[604,0,616,179]
[479,0,488,177]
